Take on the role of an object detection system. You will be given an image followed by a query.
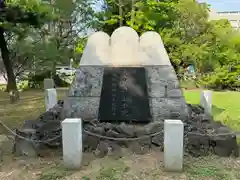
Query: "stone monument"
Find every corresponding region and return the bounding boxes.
[63,26,189,122]
[14,27,238,158]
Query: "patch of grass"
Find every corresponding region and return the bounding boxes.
[0,88,68,133]
[96,161,129,180]
[39,165,74,180]
[187,165,229,179]
[185,156,239,180]
[183,90,240,131]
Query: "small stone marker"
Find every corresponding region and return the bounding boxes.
[62,118,82,169]
[164,119,184,172]
[44,78,54,90]
[200,90,212,114]
[45,88,57,111]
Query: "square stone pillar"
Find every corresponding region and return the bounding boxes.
[45,88,57,111]
[200,90,212,114]
[164,119,184,172]
[62,118,82,169]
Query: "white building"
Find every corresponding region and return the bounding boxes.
[209,8,240,30]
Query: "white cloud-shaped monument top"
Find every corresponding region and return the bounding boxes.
[80,26,171,66]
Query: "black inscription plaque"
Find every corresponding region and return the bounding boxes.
[98,67,151,123]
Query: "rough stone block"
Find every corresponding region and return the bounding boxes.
[149,98,188,120]
[146,66,179,83]
[44,78,54,90]
[63,97,100,119]
[45,88,58,111]
[164,120,184,172]
[68,67,104,97]
[62,118,82,169]
[200,90,212,114]
[14,129,38,157]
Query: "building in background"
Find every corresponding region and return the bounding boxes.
[209,8,240,30]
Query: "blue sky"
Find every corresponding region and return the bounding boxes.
[198,0,240,12]
[95,0,240,12]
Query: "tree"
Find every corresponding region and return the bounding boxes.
[95,0,239,78]
[29,0,95,75]
[0,0,52,102]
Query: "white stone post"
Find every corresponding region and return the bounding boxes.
[200,90,212,114]
[62,118,83,169]
[45,88,57,111]
[164,120,184,172]
[44,78,54,90]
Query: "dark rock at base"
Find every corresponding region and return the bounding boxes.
[94,141,123,158]
[15,99,238,159]
[105,130,123,138]
[91,126,105,135]
[145,122,164,149]
[37,111,57,122]
[188,104,204,114]
[215,126,231,134]
[104,123,114,131]
[107,141,123,159]
[186,133,210,157]
[115,123,135,137]
[129,141,150,155]
[37,103,64,122]
[211,134,239,157]
[135,126,148,137]
[129,137,151,155]
[145,121,164,134]
[198,114,213,123]
[14,129,38,157]
[152,134,164,148]
[94,141,109,158]
[15,101,64,157]
[22,120,39,129]
[83,135,99,151]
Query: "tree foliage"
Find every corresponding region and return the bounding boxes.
[1,0,239,94]
[94,0,240,89]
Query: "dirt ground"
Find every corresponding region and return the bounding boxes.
[1,140,240,180]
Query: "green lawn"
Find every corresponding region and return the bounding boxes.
[184,90,240,131]
[0,88,68,133]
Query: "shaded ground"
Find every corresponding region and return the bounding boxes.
[1,149,240,180]
[0,89,240,179]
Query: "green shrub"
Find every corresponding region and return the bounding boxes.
[17,80,29,92]
[0,84,6,92]
[180,80,199,89]
[28,71,52,89]
[54,73,74,87]
[198,66,240,90]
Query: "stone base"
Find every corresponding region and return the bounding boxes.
[14,99,239,158]
[83,121,164,156]
[63,65,189,122]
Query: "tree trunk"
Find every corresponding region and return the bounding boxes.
[118,0,123,26]
[0,27,19,103]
